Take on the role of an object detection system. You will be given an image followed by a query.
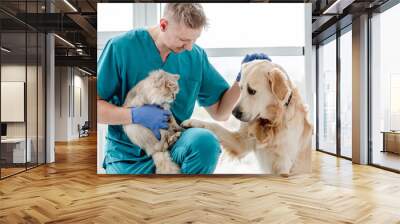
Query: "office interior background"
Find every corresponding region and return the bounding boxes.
[0,0,399,178]
[0,0,97,179]
[0,1,399,223]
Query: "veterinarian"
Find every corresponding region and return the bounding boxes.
[97,3,270,174]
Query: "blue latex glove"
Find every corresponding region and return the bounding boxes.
[236,53,272,82]
[131,104,171,140]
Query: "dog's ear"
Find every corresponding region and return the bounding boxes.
[268,68,290,102]
[240,62,251,80]
[241,62,251,71]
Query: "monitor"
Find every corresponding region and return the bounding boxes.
[1,123,7,137]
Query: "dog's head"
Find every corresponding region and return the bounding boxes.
[233,60,292,124]
[142,69,180,105]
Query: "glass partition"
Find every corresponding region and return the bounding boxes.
[0,1,46,179]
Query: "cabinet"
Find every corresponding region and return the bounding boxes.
[382,131,400,154]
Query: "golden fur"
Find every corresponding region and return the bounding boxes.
[182,60,313,176]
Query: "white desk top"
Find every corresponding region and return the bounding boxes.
[1,138,27,143]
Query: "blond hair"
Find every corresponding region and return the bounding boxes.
[163,3,208,29]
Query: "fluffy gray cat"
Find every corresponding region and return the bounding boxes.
[123,70,183,174]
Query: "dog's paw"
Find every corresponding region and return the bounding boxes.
[181,119,207,129]
[279,173,290,178]
[156,162,181,174]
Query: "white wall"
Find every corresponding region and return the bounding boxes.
[54,67,89,141]
[55,67,68,141]
[1,63,46,164]
[72,73,89,138]
[1,65,38,138]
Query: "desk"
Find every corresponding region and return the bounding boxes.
[1,138,32,163]
[381,131,400,154]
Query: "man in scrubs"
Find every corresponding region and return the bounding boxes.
[98,3,269,174]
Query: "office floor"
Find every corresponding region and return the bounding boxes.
[0,134,400,223]
[1,167,25,177]
[373,150,400,171]
[1,163,45,178]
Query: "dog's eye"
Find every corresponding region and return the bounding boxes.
[247,86,256,95]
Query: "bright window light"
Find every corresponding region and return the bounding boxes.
[318,38,337,154]
[160,3,305,48]
[98,3,133,32]
[186,3,305,48]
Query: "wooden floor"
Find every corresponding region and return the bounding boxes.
[1,134,400,223]
[373,150,400,171]
[1,167,26,178]
[1,163,45,178]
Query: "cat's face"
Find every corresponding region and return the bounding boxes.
[145,70,180,105]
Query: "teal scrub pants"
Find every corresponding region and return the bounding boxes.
[105,128,221,174]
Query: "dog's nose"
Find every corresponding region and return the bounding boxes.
[232,107,243,119]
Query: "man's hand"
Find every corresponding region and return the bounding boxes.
[236,53,272,82]
[131,105,171,140]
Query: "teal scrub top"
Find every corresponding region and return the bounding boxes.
[98,28,230,163]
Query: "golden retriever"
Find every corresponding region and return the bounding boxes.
[182,60,313,176]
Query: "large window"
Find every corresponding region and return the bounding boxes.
[370,3,400,171]
[317,27,353,159]
[195,3,304,48]
[317,37,337,155]
[340,29,352,158]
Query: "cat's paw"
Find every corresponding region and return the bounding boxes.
[167,132,181,145]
